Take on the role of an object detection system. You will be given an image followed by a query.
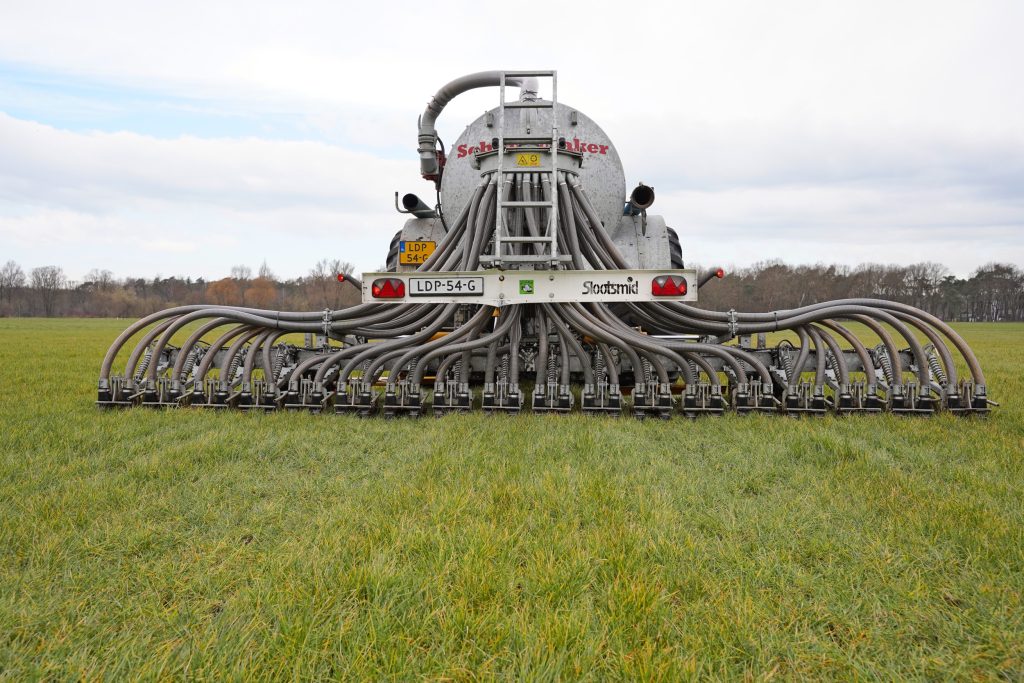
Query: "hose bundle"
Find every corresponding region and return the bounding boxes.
[97,165,990,416]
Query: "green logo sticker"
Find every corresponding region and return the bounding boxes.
[518,279,535,295]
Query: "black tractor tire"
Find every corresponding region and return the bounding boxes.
[385,229,403,272]
[666,226,684,269]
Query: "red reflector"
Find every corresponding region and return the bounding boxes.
[652,275,687,296]
[371,278,405,298]
[716,268,725,279]
[336,273,345,282]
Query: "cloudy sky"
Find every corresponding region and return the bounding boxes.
[1,0,1021,281]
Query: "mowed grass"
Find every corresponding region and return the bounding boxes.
[1,319,1022,680]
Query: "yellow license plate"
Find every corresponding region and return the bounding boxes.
[399,240,436,265]
[515,152,541,167]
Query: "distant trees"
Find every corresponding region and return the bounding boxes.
[0,260,25,305]
[696,261,1024,321]
[965,263,1024,321]
[0,258,1019,320]
[244,277,278,308]
[30,266,66,316]
[205,278,242,305]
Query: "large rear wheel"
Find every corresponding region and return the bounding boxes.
[666,226,684,269]
[385,230,403,271]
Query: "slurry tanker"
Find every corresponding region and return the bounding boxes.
[98,70,991,417]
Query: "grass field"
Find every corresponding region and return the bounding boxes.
[1,318,1022,680]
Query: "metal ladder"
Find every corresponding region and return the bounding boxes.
[485,70,567,268]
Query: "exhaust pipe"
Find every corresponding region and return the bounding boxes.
[624,183,655,215]
[395,192,437,219]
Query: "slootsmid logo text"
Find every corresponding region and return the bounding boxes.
[582,279,638,296]
[456,138,610,159]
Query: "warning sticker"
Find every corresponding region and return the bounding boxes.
[515,153,541,167]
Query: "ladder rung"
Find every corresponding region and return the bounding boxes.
[504,101,553,109]
[500,200,554,207]
[481,254,573,263]
[503,70,555,78]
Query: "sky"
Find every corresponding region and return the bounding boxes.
[0,0,1021,282]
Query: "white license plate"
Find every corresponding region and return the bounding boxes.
[409,277,484,297]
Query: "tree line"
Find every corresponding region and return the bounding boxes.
[0,259,362,318]
[0,258,1021,321]
[695,261,1024,321]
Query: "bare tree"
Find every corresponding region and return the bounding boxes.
[30,265,66,316]
[84,268,117,291]
[257,260,274,280]
[310,259,354,279]
[333,259,355,277]
[306,259,357,308]
[0,260,26,303]
[230,264,252,281]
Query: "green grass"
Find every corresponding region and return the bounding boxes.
[1,319,1022,680]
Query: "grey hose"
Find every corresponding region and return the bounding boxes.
[411,306,520,387]
[193,326,255,385]
[418,71,538,177]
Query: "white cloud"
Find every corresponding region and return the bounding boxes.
[0,114,418,278]
[662,184,1024,272]
[0,0,1021,280]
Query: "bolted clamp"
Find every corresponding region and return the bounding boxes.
[727,308,739,338]
[322,309,332,345]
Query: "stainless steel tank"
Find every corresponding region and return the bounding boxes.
[440,101,626,237]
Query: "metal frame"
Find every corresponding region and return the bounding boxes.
[361,268,698,306]
[487,70,560,268]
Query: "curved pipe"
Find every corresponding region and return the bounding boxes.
[242,330,275,386]
[172,318,232,383]
[411,306,520,388]
[193,326,255,386]
[418,71,539,178]
[218,329,263,389]
[124,319,175,386]
[819,319,876,387]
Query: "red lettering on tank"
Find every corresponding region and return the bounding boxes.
[455,138,609,160]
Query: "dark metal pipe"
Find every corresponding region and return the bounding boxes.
[624,183,655,215]
[399,193,437,219]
